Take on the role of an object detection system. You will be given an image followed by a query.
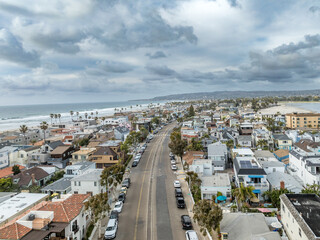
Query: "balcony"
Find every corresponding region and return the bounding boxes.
[246,182,269,188]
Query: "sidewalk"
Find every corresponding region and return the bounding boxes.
[175,157,217,240]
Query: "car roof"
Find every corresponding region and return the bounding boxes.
[175,188,182,192]
[115,201,122,205]
[186,230,198,239]
[177,197,184,200]
[107,219,116,227]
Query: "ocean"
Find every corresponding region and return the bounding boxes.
[0,100,164,132]
[286,102,320,113]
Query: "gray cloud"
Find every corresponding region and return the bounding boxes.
[145,64,177,76]
[146,51,167,59]
[309,6,320,13]
[0,28,40,67]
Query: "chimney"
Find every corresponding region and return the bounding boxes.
[280,181,285,190]
[31,173,36,185]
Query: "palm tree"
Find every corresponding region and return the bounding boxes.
[70,111,74,121]
[76,112,79,121]
[96,111,98,117]
[232,183,256,209]
[54,114,58,123]
[40,121,49,141]
[101,117,106,125]
[85,113,88,120]
[91,112,94,118]
[19,125,28,144]
[58,114,61,123]
[50,114,54,125]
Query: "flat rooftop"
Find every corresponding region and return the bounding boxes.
[0,193,48,225]
[286,194,320,237]
[201,173,230,187]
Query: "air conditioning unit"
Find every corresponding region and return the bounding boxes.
[28,214,35,221]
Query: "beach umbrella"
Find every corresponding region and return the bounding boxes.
[217,195,227,201]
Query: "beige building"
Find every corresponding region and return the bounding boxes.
[71,148,96,163]
[286,113,320,129]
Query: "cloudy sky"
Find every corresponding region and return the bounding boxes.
[0,0,320,105]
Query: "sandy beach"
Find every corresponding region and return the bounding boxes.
[259,103,313,115]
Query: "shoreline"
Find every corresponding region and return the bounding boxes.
[259,103,314,115]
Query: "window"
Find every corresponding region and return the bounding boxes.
[94,181,97,186]
[282,204,285,212]
[78,181,81,186]
[299,228,302,237]
[74,191,78,194]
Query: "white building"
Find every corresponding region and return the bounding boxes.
[233,156,269,200]
[207,142,228,171]
[64,161,96,178]
[280,194,320,240]
[201,173,231,200]
[71,169,105,196]
[189,159,213,176]
[260,161,285,175]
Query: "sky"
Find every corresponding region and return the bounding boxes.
[0,0,320,105]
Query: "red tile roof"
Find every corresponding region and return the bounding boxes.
[0,223,31,240]
[0,165,25,179]
[39,194,90,222]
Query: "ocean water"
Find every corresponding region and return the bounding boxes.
[287,102,320,113]
[0,100,164,132]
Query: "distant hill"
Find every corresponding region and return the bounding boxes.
[147,89,320,101]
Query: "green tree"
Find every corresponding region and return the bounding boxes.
[232,183,255,209]
[140,127,149,141]
[188,104,195,117]
[70,111,74,121]
[263,188,292,209]
[151,117,160,126]
[301,184,320,196]
[186,171,202,203]
[168,131,187,160]
[186,138,204,151]
[193,199,223,236]
[40,121,49,141]
[226,139,234,149]
[84,192,110,237]
[19,125,28,144]
[0,178,13,192]
[12,165,21,175]
[257,139,268,149]
[100,164,126,200]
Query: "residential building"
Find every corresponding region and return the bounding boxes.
[288,148,320,186]
[11,146,41,166]
[239,122,253,135]
[294,139,320,154]
[260,160,285,175]
[0,165,25,179]
[200,173,231,200]
[64,162,96,178]
[267,172,303,193]
[71,169,105,196]
[273,149,290,165]
[236,135,252,147]
[12,167,51,188]
[41,177,73,195]
[220,213,281,240]
[189,159,213,176]
[182,151,205,165]
[0,146,18,169]
[207,142,228,171]
[273,134,292,150]
[254,150,277,162]
[231,148,254,159]
[48,145,74,168]
[113,126,130,141]
[252,128,272,148]
[71,148,96,163]
[40,140,65,154]
[0,193,48,227]
[280,194,320,240]
[286,112,320,129]
[233,156,269,200]
[90,146,120,168]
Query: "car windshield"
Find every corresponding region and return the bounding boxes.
[178,199,184,203]
[106,226,115,231]
[115,203,121,207]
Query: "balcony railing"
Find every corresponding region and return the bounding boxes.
[246,182,269,188]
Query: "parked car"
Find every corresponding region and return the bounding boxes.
[176,197,185,208]
[185,230,199,240]
[173,180,181,188]
[169,152,174,157]
[118,193,126,203]
[132,161,138,167]
[170,155,176,160]
[181,215,193,230]
[120,187,127,195]
[122,178,130,188]
[175,188,183,197]
[104,219,118,239]
[171,165,177,171]
[114,201,123,213]
[109,210,119,221]
[171,160,176,165]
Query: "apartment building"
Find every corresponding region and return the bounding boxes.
[286,113,320,129]
[280,194,320,240]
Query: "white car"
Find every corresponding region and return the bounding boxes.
[171,160,176,165]
[171,165,177,171]
[185,230,199,240]
[114,201,123,213]
[173,180,181,188]
[105,219,118,239]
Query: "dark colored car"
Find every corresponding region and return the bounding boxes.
[175,188,183,198]
[181,215,193,230]
[176,197,185,208]
[146,138,150,143]
[122,178,130,188]
[109,210,119,221]
[132,161,138,167]
[170,155,176,160]
[118,193,126,203]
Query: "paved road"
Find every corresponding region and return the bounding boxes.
[116,123,189,240]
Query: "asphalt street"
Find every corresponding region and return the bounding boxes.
[116,123,189,240]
